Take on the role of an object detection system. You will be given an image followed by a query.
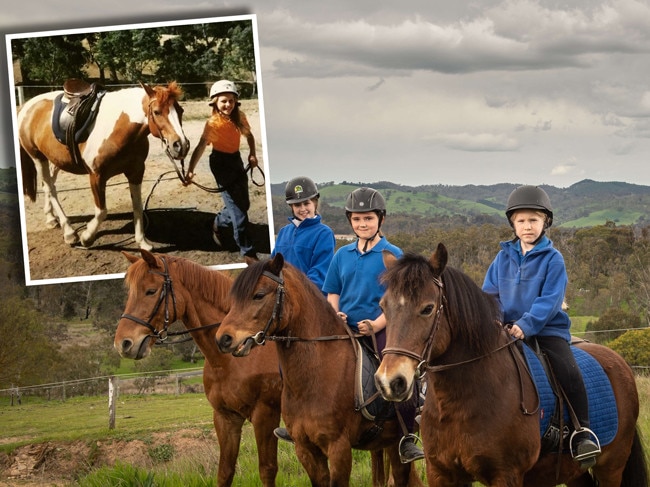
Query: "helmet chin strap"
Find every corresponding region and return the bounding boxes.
[355,215,383,252]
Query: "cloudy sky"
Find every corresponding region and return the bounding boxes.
[2,0,650,188]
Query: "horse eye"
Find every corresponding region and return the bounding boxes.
[146,288,157,296]
[421,304,435,316]
[253,292,265,300]
[153,109,162,116]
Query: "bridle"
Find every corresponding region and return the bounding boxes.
[120,257,221,345]
[120,256,178,342]
[381,274,446,379]
[242,269,361,349]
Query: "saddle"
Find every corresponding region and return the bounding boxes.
[520,337,618,455]
[51,78,107,168]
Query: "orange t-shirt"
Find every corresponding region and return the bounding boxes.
[201,111,250,154]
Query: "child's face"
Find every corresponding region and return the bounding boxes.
[214,93,237,115]
[290,199,316,220]
[511,210,546,249]
[349,212,380,238]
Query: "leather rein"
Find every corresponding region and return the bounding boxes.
[119,256,221,345]
[247,270,361,349]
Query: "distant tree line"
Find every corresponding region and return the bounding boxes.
[10,19,256,99]
[2,194,650,390]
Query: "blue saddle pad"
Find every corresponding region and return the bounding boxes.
[523,344,618,446]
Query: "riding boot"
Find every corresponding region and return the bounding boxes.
[571,428,601,470]
[273,427,294,444]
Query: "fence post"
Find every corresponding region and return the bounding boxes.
[108,376,117,430]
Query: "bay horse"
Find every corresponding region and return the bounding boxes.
[214,253,424,487]
[114,249,282,487]
[18,81,190,250]
[375,244,648,487]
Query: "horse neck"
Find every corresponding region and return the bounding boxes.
[172,262,231,365]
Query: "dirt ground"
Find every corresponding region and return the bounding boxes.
[0,428,219,486]
[19,99,272,284]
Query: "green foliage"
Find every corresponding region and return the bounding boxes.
[585,308,643,344]
[149,443,175,464]
[609,329,650,366]
[14,35,87,84]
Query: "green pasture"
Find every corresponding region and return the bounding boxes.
[2,376,650,486]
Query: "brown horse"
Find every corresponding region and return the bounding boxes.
[18,82,189,250]
[214,253,424,487]
[114,250,282,487]
[375,244,648,487]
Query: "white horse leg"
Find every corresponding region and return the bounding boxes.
[129,182,153,251]
[38,161,78,244]
[79,205,107,247]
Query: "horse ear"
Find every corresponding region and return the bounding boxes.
[139,248,158,268]
[122,251,140,264]
[140,81,155,97]
[430,242,448,276]
[383,250,398,269]
[268,252,285,276]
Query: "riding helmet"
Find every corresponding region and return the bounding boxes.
[505,185,553,227]
[285,176,319,204]
[345,187,387,218]
[209,80,239,102]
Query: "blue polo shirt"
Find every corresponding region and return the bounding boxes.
[323,236,402,332]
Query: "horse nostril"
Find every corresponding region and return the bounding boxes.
[390,376,408,396]
[218,334,233,351]
[121,338,133,352]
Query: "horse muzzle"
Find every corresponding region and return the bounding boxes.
[114,334,153,360]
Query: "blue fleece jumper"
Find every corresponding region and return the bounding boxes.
[272,214,335,292]
[482,235,571,341]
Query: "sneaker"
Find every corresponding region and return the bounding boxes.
[273,427,294,444]
[399,435,424,463]
[572,429,600,470]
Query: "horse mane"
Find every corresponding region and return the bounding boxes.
[382,252,502,355]
[231,258,267,301]
[125,254,232,307]
[154,81,183,104]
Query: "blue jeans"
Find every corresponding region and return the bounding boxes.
[215,189,253,255]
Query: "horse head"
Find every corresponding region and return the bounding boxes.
[141,81,190,160]
[114,249,180,359]
[216,254,287,357]
[375,243,449,402]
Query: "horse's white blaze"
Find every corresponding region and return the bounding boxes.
[168,105,188,146]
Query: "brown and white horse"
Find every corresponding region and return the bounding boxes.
[18,82,189,249]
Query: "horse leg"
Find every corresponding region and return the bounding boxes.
[325,439,353,487]
[384,445,424,487]
[37,159,78,244]
[128,181,153,250]
[371,449,387,486]
[294,441,331,486]
[250,404,280,486]
[212,409,245,487]
[79,172,107,247]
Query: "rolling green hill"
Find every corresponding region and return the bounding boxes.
[271,179,650,232]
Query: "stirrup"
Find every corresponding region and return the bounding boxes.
[398,433,424,464]
[570,427,601,462]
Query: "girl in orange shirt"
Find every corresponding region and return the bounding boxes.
[185,80,258,258]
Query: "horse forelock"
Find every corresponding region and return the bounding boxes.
[153,81,183,106]
[381,252,434,300]
[231,259,268,301]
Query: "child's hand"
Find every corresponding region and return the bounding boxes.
[508,323,525,340]
[248,154,258,168]
[336,311,347,322]
[357,319,374,335]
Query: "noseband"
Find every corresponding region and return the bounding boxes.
[120,256,177,342]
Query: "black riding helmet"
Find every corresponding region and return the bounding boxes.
[285,176,319,204]
[345,187,386,251]
[505,185,554,228]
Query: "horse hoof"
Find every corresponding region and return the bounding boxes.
[139,240,154,251]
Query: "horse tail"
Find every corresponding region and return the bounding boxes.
[621,426,648,487]
[20,145,37,202]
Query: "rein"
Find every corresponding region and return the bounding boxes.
[249,270,362,347]
[119,257,221,345]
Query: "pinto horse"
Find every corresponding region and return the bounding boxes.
[18,82,190,250]
[375,244,648,487]
[114,250,282,487]
[214,254,424,487]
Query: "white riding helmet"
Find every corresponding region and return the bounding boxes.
[209,80,239,100]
